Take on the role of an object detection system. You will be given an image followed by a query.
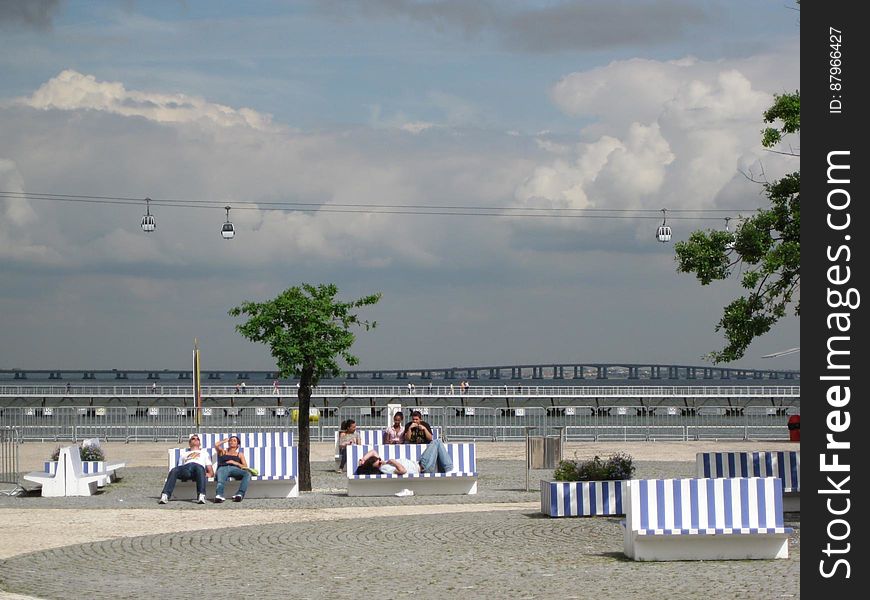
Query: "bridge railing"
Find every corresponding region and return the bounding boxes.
[0,405,798,442]
[0,384,802,400]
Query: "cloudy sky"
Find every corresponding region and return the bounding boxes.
[0,0,800,372]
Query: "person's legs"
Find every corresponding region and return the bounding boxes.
[434,439,453,472]
[161,465,183,497]
[338,447,347,469]
[191,464,207,496]
[215,466,229,498]
[419,439,453,473]
[227,466,251,497]
[418,441,439,473]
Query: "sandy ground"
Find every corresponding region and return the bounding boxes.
[0,440,798,600]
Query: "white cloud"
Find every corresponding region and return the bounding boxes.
[400,121,437,134]
[517,51,797,240]
[0,158,65,264]
[21,70,274,130]
[0,59,799,370]
[1,71,535,275]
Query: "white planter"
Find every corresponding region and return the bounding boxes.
[541,479,628,517]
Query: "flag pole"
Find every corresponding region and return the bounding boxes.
[193,338,201,427]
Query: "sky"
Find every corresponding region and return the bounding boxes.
[0,0,800,372]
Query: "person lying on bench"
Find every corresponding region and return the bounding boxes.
[356,438,454,476]
[159,433,214,505]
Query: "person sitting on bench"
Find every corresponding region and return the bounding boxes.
[159,434,214,505]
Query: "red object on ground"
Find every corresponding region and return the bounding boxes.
[787,414,800,442]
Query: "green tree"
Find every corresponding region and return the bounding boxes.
[674,91,799,363]
[229,284,381,490]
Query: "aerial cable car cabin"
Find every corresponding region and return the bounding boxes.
[221,205,235,239]
[655,208,671,242]
[140,197,156,232]
[723,217,735,250]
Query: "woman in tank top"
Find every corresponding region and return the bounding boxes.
[214,435,251,503]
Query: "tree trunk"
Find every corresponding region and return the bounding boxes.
[297,367,313,491]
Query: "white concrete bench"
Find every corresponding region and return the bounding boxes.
[43,459,126,487]
[622,477,793,561]
[696,451,799,512]
[346,442,477,496]
[167,445,298,499]
[333,427,442,465]
[24,446,110,497]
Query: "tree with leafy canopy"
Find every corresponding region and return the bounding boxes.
[674,91,799,363]
[229,284,381,491]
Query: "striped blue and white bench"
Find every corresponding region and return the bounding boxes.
[541,480,627,517]
[167,445,298,499]
[623,477,793,561]
[346,442,477,496]
[334,427,442,465]
[196,431,294,448]
[696,451,799,512]
[43,459,126,487]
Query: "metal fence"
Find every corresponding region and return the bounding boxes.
[1,426,22,495]
[0,404,799,443]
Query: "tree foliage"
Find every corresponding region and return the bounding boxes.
[229,283,381,490]
[674,92,799,363]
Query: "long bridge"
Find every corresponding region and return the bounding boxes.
[0,362,799,383]
[1,365,800,442]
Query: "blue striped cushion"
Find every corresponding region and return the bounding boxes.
[45,460,104,475]
[697,451,800,492]
[197,431,294,448]
[542,480,626,517]
[629,477,792,536]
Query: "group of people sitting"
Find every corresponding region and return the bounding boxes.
[160,410,453,504]
[159,433,253,505]
[338,410,453,477]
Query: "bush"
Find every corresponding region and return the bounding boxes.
[50,445,106,462]
[553,452,635,482]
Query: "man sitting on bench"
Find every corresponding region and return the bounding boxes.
[403,410,433,444]
[159,433,214,505]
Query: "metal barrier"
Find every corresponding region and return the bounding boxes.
[1,426,23,495]
[0,405,798,442]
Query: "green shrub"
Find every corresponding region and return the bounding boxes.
[50,445,106,462]
[553,452,635,481]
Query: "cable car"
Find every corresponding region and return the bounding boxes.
[655,208,671,242]
[221,205,235,239]
[140,197,156,232]
[723,217,735,250]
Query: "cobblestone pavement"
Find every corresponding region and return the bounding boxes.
[0,458,800,599]
[0,509,800,600]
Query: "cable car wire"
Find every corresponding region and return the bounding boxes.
[0,190,758,221]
